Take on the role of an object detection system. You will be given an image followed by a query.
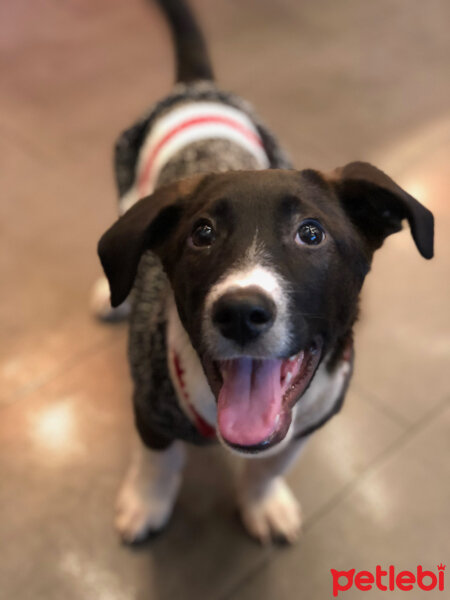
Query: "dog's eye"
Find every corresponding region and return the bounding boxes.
[190,220,216,247]
[295,220,325,246]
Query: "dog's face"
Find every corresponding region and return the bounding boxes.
[99,164,433,452]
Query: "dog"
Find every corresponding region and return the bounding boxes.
[97,0,434,545]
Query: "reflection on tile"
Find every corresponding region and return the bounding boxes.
[0,344,401,600]
[1,0,450,599]
[228,402,450,600]
[29,397,87,463]
[286,390,403,522]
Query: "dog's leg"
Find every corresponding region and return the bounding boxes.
[115,433,185,544]
[237,438,308,544]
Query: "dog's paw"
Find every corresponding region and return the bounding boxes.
[114,478,177,544]
[91,276,130,322]
[239,478,302,545]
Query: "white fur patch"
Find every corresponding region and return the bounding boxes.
[203,263,291,359]
[208,264,282,300]
[166,295,217,428]
[239,477,302,544]
[115,435,185,543]
[293,353,351,435]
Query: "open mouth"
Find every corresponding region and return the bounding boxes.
[204,337,323,453]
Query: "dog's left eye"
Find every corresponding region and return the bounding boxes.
[295,220,325,246]
[190,220,216,247]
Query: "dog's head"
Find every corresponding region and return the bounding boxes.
[99,164,433,452]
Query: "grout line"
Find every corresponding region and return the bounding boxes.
[219,554,274,600]
[352,383,410,430]
[302,394,449,533]
[219,394,450,600]
[0,118,55,165]
[0,331,125,410]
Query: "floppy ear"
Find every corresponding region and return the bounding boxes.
[328,161,434,259]
[98,175,205,308]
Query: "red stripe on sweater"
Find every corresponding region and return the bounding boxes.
[138,115,263,195]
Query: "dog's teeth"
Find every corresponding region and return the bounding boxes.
[288,356,296,362]
[285,372,292,384]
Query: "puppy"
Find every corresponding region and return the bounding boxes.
[97,0,434,544]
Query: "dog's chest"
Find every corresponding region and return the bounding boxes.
[166,297,217,431]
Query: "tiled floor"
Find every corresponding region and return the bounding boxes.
[1,1,449,599]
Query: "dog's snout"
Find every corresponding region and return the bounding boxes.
[212,287,276,345]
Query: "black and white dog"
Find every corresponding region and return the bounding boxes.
[97,0,434,544]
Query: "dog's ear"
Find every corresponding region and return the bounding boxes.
[98,175,205,308]
[328,161,434,259]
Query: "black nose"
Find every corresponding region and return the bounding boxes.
[212,287,276,346]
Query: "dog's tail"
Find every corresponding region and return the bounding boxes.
[154,0,214,83]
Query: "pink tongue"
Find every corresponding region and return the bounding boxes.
[217,358,283,446]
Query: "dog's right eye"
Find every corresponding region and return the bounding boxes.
[190,220,216,247]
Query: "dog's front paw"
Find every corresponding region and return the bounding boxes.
[114,477,178,544]
[239,478,302,545]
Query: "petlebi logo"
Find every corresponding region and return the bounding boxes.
[330,564,445,597]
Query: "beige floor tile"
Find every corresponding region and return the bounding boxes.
[227,400,450,600]
[0,110,122,404]
[0,347,403,600]
[1,0,449,599]
[353,141,450,424]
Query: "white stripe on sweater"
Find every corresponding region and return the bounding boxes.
[119,101,269,214]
